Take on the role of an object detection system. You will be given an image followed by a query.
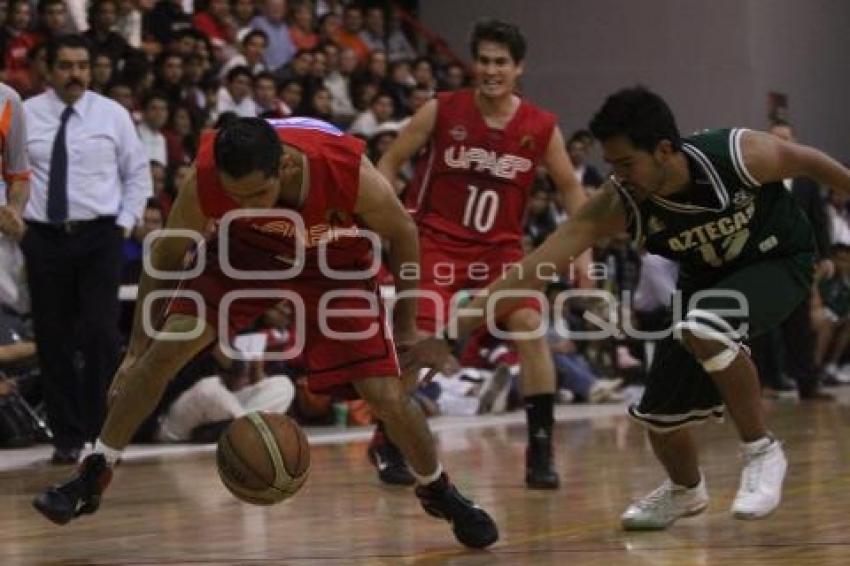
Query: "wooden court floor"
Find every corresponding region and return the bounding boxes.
[3,394,850,565]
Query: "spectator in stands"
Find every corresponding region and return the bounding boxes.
[567,132,604,189]
[384,7,416,63]
[216,65,256,117]
[24,42,49,98]
[83,0,134,65]
[163,103,197,165]
[254,71,290,117]
[412,56,436,94]
[138,91,170,166]
[316,10,341,47]
[301,84,333,122]
[250,0,295,72]
[22,35,151,464]
[219,28,268,78]
[273,47,313,88]
[348,90,394,138]
[0,0,40,94]
[813,244,850,385]
[116,0,142,49]
[36,0,71,43]
[384,59,414,112]
[406,84,432,116]
[278,78,303,116]
[193,0,235,45]
[335,4,369,64]
[230,0,257,40]
[152,51,185,107]
[440,62,467,91]
[289,0,318,51]
[143,0,192,47]
[324,44,357,126]
[359,6,386,53]
[122,196,163,284]
[524,186,557,247]
[106,79,136,117]
[90,52,115,94]
[366,120,400,165]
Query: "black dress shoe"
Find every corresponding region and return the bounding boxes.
[51,447,82,465]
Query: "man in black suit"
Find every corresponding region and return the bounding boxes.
[751,120,833,400]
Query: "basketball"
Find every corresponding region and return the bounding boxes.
[216,412,310,505]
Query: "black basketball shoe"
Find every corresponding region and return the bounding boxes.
[367,430,416,486]
[525,430,560,489]
[415,473,499,549]
[33,453,113,525]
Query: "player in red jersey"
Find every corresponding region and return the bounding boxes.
[32,117,499,549]
[376,20,588,489]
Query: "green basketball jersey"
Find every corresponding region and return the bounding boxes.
[614,128,815,289]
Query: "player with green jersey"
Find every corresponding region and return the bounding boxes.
[401,87,850,531]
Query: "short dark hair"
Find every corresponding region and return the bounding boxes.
[141,90,169,110]
[226,65,253,84]
[470,19,526,63]
[46,34,92,69]
[243,29,268,46]
[214,117,282,180]
[589,86,681,153]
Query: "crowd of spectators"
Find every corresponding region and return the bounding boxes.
[0,0,846,448]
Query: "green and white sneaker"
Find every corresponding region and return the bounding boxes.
[621,476,709,530]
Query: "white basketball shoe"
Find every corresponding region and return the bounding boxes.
[621,475,709,530]
[731,437,787,519]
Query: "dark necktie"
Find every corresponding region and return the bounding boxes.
[46,106,74,222]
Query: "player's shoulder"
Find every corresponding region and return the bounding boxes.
[0,82,23,104]
[684,127,739,148]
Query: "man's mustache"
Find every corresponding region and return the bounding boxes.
[65,79,84,88]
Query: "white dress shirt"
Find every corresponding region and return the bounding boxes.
[23,89,152,229]
[216,86,257,118]
[138,122,168,167]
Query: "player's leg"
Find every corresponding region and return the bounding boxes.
[32,314,216,525]
[505,307,560,489]
[622,337,711,530]
[355,375,498,549]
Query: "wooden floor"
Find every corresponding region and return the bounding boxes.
[3,393,850,565]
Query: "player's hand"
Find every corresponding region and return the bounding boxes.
[0,205,25,241]
[399,335,452,383]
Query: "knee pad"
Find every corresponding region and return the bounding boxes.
[674,309,741,372]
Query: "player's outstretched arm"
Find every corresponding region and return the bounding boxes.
[377,99,437,194]
[355,156,420,342]
[400,183,627,376]
[125,166,210,360]
[741,129,850,193]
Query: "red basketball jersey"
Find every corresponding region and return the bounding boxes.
[405,89,556,244]
[194,118,373,273]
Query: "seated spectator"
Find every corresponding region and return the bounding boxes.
[316,10,341,47]
[567,131,604,189]
[217,65,257,117]
[193,0,236,45]
[814,245,850,384]
[300,84,333,123]
[164,103,199,165]
[358,6,386,53]
[116,0,142,49]
[137,91,171,166]
[106,79,139,121]
[122,196,165,284]
[335,4,369,64]
[35,0,70,43]
[250,0,295,71]
[143,0,193,47]
[524,186,557,247]
[0,0,40,94]
[412,56,437,94]
[84,0,135,65]
[324,45,358,126]
[348,90,394,137]
[219,28,268,79]
[231,0,257,41]
[351,48,388,99]
[273,47,313,87]
[153,51,187,108]
[440,62,468,91]
[90,51,116,94]
[384,7,417,63]
[278,78,304,116]
[254,71,291,117]
[24,42,49,98]
[366,121,401,165]
[288,0,318,50]
[156,343,295,443]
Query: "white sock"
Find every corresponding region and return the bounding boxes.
[412,463,443,486]
[742,436,773,454]
[94,439,123,466]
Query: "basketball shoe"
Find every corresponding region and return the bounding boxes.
[731,437,787,519]
[621,475,709,530]
[415,473,499,548]
[32,453,113,525]
[525,429,559,489]
[367,428,416,486]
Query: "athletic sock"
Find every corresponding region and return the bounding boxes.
[93,438,123,466]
